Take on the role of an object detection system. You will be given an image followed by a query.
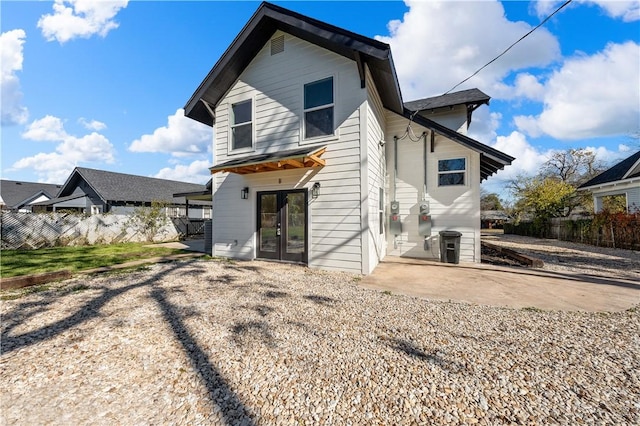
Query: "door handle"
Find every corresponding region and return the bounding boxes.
[276,223,281,236]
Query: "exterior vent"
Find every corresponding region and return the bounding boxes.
[270,35,284,55]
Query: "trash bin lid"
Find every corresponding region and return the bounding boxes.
[439,230,462,237]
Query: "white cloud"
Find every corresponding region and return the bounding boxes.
[376,0,560,100]
[22,115,68,141]
[38,0,129,44]
[154,160,211,184]
[536,1,639,22]
[129,109,212,157]
[514,41,640,140]
[1,29,29,126]
[11,115,115,183]
[78,117,106,131]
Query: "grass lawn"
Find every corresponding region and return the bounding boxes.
[0,243,187,278]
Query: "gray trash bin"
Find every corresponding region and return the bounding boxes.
[439,230,462,264]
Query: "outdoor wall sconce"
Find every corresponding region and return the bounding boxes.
[241,187,249,199]
[311,182,320,199]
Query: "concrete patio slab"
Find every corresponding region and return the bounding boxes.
[360,256,640,312]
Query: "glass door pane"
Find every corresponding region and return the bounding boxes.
[258,193,278,258]
[285,192,305,255]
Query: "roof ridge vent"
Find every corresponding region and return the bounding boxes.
[270,35,284,55]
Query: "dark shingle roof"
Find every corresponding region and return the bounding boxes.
[578,151,640,189]
[404,88,490,112]
[58,167,208,204]
[185,1,403,126]
[0,180,62,209]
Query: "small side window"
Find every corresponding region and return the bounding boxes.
[230,99,253,151]
[303,77,334,139]
[438,158,466,186]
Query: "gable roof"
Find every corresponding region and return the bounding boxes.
[184,1,513,181]
[0,180,62,209]
[184,1,403,126]
[578,150,640,190]
[58,167,209,204]
[404,88,490,112]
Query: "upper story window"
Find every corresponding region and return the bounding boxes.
[438,158,466,186]
[230,99,253,151]
[304,77,334,139]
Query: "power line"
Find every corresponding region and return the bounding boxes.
[443,0,573,95]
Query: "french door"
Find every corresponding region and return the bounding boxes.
[257,190,307,263]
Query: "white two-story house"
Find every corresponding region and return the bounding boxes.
[184,2,513,274]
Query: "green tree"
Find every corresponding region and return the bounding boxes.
[480,192,503,211]
[511,176,576,221]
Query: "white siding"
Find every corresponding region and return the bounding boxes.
[211,31,367,273]
[591,181,640,213]
[417,105,468,134]
[384,110,481,262]
[361,65,387,274]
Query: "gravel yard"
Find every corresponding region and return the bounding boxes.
[1,258,639,425]
[482,234,640,281]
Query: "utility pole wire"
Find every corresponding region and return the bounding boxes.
[443,0,573,95]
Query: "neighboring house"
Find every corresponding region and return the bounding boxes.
[184,2,514,274]
[578,150,640,213]
[32,167,212,218]
[0,180,62,212]
[481,210,511,229]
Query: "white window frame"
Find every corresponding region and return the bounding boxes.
[228,98,255,154]
[301,75,337,144]
[437,157,468,187]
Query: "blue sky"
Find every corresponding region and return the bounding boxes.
[1,1,639,199]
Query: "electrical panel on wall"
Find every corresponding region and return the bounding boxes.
[418,202,431,236]
[389,201,401,235]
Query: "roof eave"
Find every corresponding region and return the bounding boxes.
[184,2,404,126]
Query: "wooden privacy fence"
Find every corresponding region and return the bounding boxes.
[1,212,180,250]
[505,214,640,251]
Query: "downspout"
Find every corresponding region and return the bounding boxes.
[393,136,398,249]
[423,131,428,200]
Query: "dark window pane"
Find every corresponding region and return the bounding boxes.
[438,172,465,186]
[286,192,305,254]
[438,158,466,172]
[304,77,333,109]
[232,100,252,124]
[232,123,252,149]
[305,107,333,138]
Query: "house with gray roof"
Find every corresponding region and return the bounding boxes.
[33,167,212,218]
[578,150,640,213]
[0,180,62,212]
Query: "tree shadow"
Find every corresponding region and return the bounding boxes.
[1,260,257,426]
[380,335,468,374]
[151,287,257,425]
[264,290,288,299]
[304,294,338,305]
[230,320,275,349]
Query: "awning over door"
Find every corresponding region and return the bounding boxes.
[210,145,326,175]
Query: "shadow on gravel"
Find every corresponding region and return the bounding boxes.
[304,294,338,305]
[381,336,468,374]
[152,287,258,425]
[1,259,258,426]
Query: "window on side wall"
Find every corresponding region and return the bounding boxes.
[303,77,334,139]
[438,158,466,186]
[230,99,253,151]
